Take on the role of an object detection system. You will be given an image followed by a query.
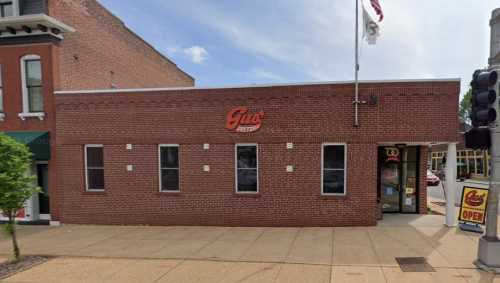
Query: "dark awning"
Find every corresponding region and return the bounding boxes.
[4,131,50,161]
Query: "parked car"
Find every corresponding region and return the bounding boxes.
[427,170,440,186]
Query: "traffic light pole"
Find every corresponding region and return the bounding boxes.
[476,8,500,271]
[486,125,499,241]
[476,92,500,273]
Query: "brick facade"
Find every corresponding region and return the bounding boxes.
[0,0,194,222]
[48,0,194,90]
[53,81,459,226]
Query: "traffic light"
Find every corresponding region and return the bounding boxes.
[465,69,498,149]
[470,70,498,127]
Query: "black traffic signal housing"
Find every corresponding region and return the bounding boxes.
[465,69,498,149]
[470,70,498,127]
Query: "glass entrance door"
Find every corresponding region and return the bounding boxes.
[379,146,419,213]
[380,152,400,212]
[37,163,50,216]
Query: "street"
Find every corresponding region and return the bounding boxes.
[427,180,500,215]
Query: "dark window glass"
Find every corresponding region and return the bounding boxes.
[237,169,257,192]
[237,146,257,168]
[323,145,344,169]
[161,169,179,192]
[160,146,179,191]
[25,59,43,112]
[28,86,43,112]
[86,147,103,167]
[26,60,42,86]
[160,147,179,168]
[405,147,418,162]
[236,145,257,192]
[87,169,104,191]
[0,2,13,17]
[86,146,104,191]
[322,145,345,194]
[322,170,345,194]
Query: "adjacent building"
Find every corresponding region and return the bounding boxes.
[430,122,490,180]
[0,0,193,222]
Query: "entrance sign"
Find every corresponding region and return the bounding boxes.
[225,106,264,133]
[459,187,489,225]
[384,147,400,162]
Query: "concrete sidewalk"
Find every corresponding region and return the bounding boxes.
[1,214,499,282]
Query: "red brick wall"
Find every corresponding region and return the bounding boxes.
[0,43,62,220]
[48,0,194,90]
[53,81,459,226]
[419,146,428,214]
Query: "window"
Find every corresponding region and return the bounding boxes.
[159,145,180,192]
[85,145,105,191]
[20,55,43,115]
[0,64,3,114]
[0,2,13,17]
[235,144,258,193]
[322,144,346,195]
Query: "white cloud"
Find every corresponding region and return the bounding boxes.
[251,69,284,82]
[183,46,208,63]
[154,0,498,95]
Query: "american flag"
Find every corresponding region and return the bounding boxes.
[370,0,384,22]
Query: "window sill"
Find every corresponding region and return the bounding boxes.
[320,193,347,199]
[234,192,261,198]
[84,190,106,195]
[18,112,45,121]
[0,113,4,121]
[156,191,182,196]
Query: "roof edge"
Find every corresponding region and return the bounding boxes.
[54,78,461,95]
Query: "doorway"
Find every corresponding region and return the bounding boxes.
[37,163,50,219]
[378,146,419,213]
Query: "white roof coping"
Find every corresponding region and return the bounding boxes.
[0,14,75,33]
[54,78,461,95]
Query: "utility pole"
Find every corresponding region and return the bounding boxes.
[475,7,500,273]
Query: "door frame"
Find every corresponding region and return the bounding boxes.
[377,146,420,214]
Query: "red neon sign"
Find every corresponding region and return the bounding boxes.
[225,106,264,133]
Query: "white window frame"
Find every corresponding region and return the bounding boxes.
[321,143,347,196]
[85,144,105,192]
[158,144,180,193]
[0,64,4,121]
[235,143,259,194]
[19,54,45,120]
[0,0,16,17]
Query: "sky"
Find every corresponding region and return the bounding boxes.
[99,0,499,97]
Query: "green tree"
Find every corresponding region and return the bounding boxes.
[0,134,39,261]
[459,88,472,124]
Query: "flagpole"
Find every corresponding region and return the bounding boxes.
[354,0,360,127]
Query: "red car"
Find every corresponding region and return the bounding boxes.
[427,170,440,186]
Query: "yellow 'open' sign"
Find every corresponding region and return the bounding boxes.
[458,187,489,225]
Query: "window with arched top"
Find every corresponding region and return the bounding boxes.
[20,54,44,116]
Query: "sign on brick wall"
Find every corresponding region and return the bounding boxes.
[225,106,264,133]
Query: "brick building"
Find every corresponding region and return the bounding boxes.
[0,0,193,223]
[53,80,459,226]
[430,122,490,181]
[0,1,461,227]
